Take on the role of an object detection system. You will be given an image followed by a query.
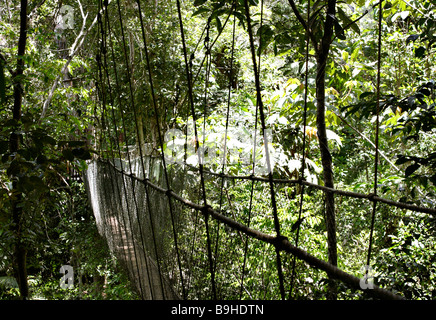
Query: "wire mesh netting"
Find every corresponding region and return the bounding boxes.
[81,0,436,301]
[84,154,424,300]
[84,156,292,300]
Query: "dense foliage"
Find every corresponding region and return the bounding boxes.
[0,0,435,300]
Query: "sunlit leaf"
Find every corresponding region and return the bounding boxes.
[326,129,342,147]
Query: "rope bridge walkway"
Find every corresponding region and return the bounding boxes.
[82,0,436,300]
[85,158,180,299]
[85,157,422,300]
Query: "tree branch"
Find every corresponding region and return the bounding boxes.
[39,0,110,121]
[287,0,318,51]
[10,0,29,300]
[330,0,384,44]
[343,1,381,30]
[105,159,406,300]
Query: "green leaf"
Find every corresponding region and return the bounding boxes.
[384,1,393,9]
[405,163,420,177]
[215,16,222,32]
[395,155,410,165]
[192,7,209,16]
[334,20,346,40]
[72,147,91,160]
[193,0,207,6]
[360,92,374,100]
[41,135,57,146]
[257,24,274,55]
[415,46,426,58]
[233,11,246,28]
[337,7,360,35]
[0,140,8,155]
[62,149,74,162]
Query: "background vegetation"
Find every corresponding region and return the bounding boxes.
[0,0,435,299]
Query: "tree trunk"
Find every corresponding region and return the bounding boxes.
[136,111,146,156]
[10,0,28,300]
[315,56,338,299]
[315,0,338,299]
[315,58,337,263]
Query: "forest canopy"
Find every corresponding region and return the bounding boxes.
[0,0,435,300]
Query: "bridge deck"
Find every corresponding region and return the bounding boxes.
[105,216,179,300]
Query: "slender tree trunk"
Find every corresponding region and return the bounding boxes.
[287,0,338,299]
[137,112,146,155]
[10,0,28,299]
[315,55,337,299]
[315,58,337,263]
[315,0,338,299]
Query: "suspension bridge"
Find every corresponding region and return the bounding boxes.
[81,0,436,301]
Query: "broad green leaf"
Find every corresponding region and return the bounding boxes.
[215,16,222,32]
[193,0,207,6]
[334,20,346,40]
[192,7,210,16]
[360,92,374,99]
[62,149,74,162]
[342,50,349,62]
[39,135,57,146]
[405,163,420,177]
[337,6,360,35]
[257,24,274,55]
[415,46,426,58]
[395,156,410,165]
[350,45,360,61]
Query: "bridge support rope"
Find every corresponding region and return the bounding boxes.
[86,0,436,301]
[86,158,405,300]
